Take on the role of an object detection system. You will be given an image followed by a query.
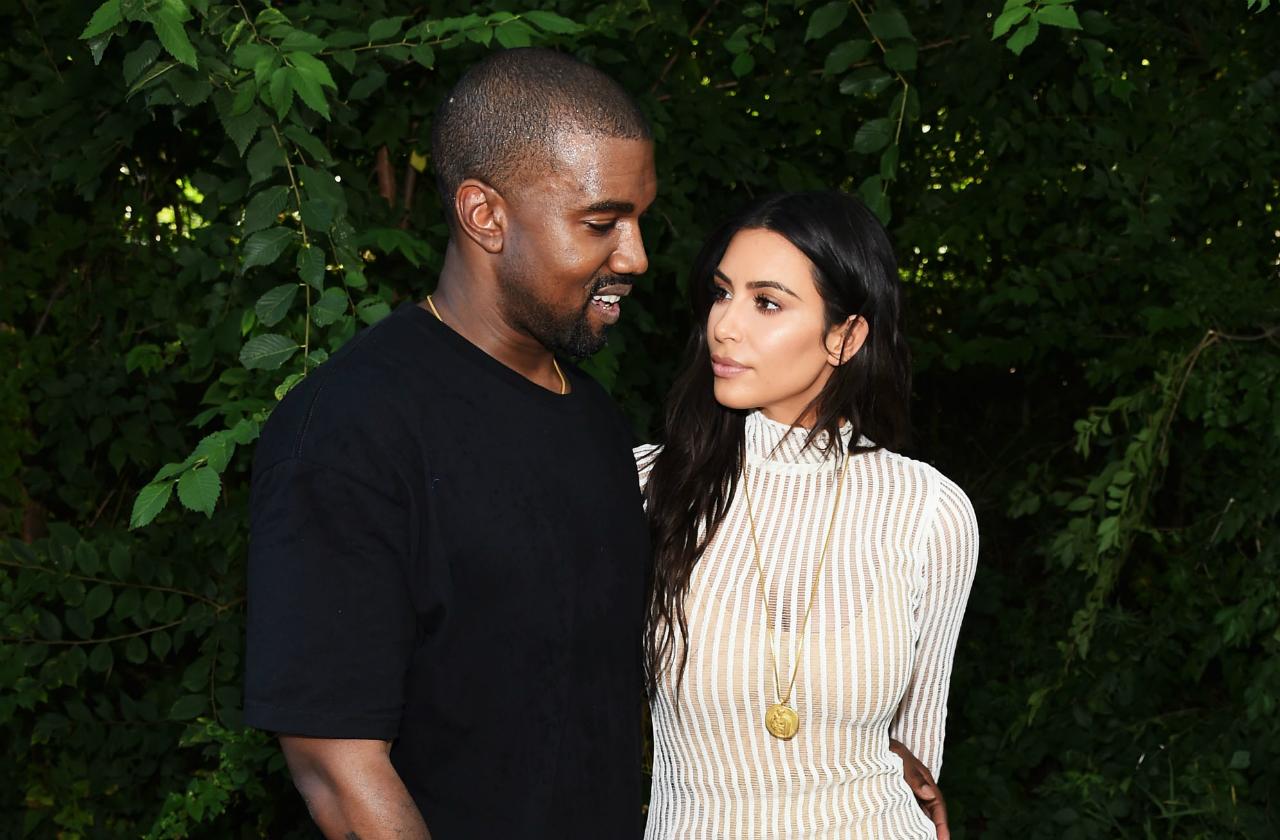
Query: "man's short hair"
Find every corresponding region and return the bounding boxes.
[430,47,652,228]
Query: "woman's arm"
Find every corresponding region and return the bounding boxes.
[890,474,979,779]
[280,736,430,840]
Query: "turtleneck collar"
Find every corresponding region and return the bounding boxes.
[744,410,862,467]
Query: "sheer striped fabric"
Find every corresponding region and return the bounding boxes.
[636,411,978,840]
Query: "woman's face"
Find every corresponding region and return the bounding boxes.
[706,228,865,426]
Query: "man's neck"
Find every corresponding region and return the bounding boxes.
[427,256,567,394]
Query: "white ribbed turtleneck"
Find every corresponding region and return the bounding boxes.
[636,411,978,840]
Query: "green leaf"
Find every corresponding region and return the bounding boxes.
[857,174,890,224]
[1007,18,1040,55]
[494,20,536,49]
[241,226,296,271]
[148,2,198,69]
[854,118,894,154]
[297,246,325,289]
[884,44,916,72]
[239,333,300,370]
[269,67,296,120]
[123,40,162,85]
[357,297,391,325]
[731,52,755,78]
[88,33,114,65]
[311,287,348,326]
[839,68,893,97]
[274,372,305,400]
[177,467,221,516]
[283,125,332,164]
[169,72,212,106]
[289,52,337,90]
[232,42,271,70]
[280,29,328,54]
[221,107,267,158]
[246,136,284,186]
[880,144,900,180]
[125,343,163,374]
[1036,5,1083,30]
[291,63,331,120]
[169,694,209,721]
[300,199,334,230]
[89,643,114,673]
[368,16,407,41]
[255,283,299,327]
[108,545,131,579]
[332,49,357,74]
[867,9,912,42]
[125,637,148,664]
[993,5,1032,39]
[130,481,173,529]
[348,69,387,101]
[151,629,172,658]
[243,186,289,235]
[81,0,122,40]
[804,1,847,42]
[521,10,583,33]
[408,43,435,68]
[824,39,871,76]
[84,584,114,621]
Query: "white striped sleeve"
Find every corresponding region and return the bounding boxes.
[633,443,662,493]
[890,473,979,778]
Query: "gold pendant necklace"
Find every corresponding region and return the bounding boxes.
[426,294,566,395]
[742,452,848,740]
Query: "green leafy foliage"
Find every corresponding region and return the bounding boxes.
[2,0,1278,836]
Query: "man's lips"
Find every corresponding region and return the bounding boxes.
[711,354,749,378]
[589,283,631,325]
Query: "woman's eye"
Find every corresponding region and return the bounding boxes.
[754,295,780,312]
[711,285,730,301]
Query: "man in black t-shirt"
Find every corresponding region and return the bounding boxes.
[245,47,949,840]
[245,49,657,840]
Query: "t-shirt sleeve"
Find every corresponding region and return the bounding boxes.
[889,473,978,779]
[244,457,416,740]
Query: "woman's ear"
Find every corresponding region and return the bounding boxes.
[455,178,506,254]
[826,315,869,366]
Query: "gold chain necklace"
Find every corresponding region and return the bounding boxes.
[741,453,848,740]
[426,294,566,395]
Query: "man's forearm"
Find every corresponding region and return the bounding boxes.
[281,736,430,840]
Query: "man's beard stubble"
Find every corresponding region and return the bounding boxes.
[497,268,625,359]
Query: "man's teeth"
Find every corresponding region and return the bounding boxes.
[592,294,621,304]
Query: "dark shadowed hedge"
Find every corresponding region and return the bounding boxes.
[2,1,1277,836]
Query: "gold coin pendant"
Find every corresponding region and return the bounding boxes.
[765,703,799,740]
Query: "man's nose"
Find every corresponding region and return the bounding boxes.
[609,223,649,276]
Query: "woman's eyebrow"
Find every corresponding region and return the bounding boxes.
[746,279,801,299]
[714,269,801,299]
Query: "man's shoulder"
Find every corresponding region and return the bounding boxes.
[254,310,430,476]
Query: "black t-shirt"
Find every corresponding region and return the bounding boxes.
[244,301,648,839]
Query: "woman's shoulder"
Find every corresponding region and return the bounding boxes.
[855,446,976,526]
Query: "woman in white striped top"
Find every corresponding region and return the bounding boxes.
[637,192,978,839]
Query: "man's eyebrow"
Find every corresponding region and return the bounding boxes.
[582,200,636,214]
[713,270,801,299]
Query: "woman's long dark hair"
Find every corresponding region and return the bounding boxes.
[642,191,912,696]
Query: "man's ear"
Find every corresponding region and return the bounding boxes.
[454,178,506,254]
[826,315,869,366]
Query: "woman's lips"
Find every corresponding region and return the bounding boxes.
[711,354,749,378]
